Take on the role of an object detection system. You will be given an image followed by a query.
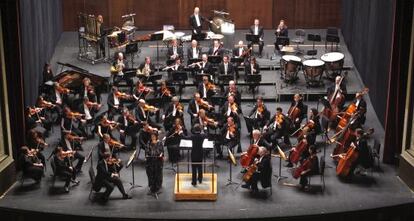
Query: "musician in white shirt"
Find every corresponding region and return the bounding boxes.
[248,19,264,57]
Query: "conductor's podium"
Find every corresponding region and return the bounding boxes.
[174,173,217,201]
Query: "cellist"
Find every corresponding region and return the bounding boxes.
[240,130,271,173]
[348,92,367,130]
[327,75,347,110]
[241,146,272,193]
[294,145,319,190]
[287,94,306,131]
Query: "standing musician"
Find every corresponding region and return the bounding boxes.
[187,92,213,124]
[25,106,45,132]
[96,15,106,58]
[193,109,218,134]
[107,86,131,119]
[145,133,164,195]
[118,108,139,150]
[98,134,125,161]
[138,122,159,152]
[94,153,131,202]
[287,94,306,131]
[248,19,264,57]
[327,75,347,110]
[167,38,183,64]
[61,106,86,137]
[165,118,187,164]
[241,146,272,193]
[233,41,250,79]
[133,80,154,101]
[198,75,217,101]
[223,80,242,106]
[111,52,133,88]
[274,19,288,51]
[218,55,235,89]
[245,57,261,91]
[189,7,211,35]
[187,40,201,61]
[79,77,98,103]
[60,131,85,173]
[53,146,80,193]
[246,96,271,134]
[189,124,208,186]
[294,146,319,190]
[20,146,44,184]
[263,107,291,147]
[96,115,119,139]
[208,40,224,57]
[217,117,240,158]
[162,96,184,131]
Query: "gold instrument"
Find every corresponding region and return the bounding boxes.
[231,103,238,114]
[144,104,159,112]
[137,64,151,77]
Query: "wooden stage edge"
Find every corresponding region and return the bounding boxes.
[174,173,217,201]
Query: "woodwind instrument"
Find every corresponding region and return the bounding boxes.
[162,64,178,71]
[188,61,203,68]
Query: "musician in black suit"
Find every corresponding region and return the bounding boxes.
[350,128,373,176]
[327,75,347,109]
[305,108,322,145]
[248,19,264,57]
[287,94,306,130]
[167,39,183,64]
[53,147,80,193]
[137,57,157,90]
[107,87,123,120]
[218,55,235,89]
[198,76,217,101]
[274,19,288,51]
[223,80,242,106]
[298,146,319,190]
[162,96,184,131]
[79,77,98,103]
[187,40,202,60]
[118,108,139,150]
[93,153,131,202]
[189,124,207,186]
[263,107,291,147]
[189,7,210,35]
[187,93,212,124]
[165,118,187,163]
[245,57,261,91]
[97,15,106,58]
[60,132,85,173]
[20,146,44,184]
[349,92,367,130]
[218,117,240,157]
[98,134,123,162]
[220,95,242,125]
[208,40,224,57]
[232,41,250,79]
[247,96,271,134]
[197,54,213,75]
[241,146,272,193]
[111,52,133,88]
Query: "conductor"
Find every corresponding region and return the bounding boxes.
[190,124,207,186]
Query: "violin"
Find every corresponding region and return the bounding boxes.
[58,150,75,159]
[144,104,159,112]
[56,85,71,94]
[106,156,122,167]
[108,138,125,148]
[66,132,85,143]
[144,125,159,134]
[257,104,264,116]
[176,103,184,112]
[115,91,132,100]
[197,99,213,110]
[67,111,84,119]
[206,82,217,91]
[240,144,259,168]
[202,116,218,127]
[85,101,102,109]
[138,85,153,94]
[29,107,43,115]
[161,86,172,97]
[228,124,237,136]
[126,113,139,124]
[101,119,120,128]
[38,99,55,109]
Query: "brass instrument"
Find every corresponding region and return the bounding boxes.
[137,64,151,77]
[228,148,237,166]
[111,62,125,74]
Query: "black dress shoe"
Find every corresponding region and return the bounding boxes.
[241,184,250,189]
[191,182,197,186]
[285,162,293,168]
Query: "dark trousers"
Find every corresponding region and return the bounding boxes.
[94,179,115,199]
[109,176,127,195]
[191,163,203,184]
[145,159,163,193]
[299,175,309,187]
[57,169,75,187]
[248,41,264,55]
[24,166,44,181]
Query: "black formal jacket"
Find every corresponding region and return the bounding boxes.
[355,138,372,168]
[187,46,202,60]
[245,63,260,75]
[232,47,248,57]
[327,83,347,99]
[208,47,224,57]
[249,25,264,40]
[288,100,306,121]
[220,124,240,143]
[251,137,272,150]
[138,62,155,76]
[197,83,216,100]
[249,104,271,125]
[107,93,120,110]
[276,27,288,37]
[198,61,213,74]
[223,87,242,106]
[257,154,272,188]
[167,46,184,60]
[189,14,208,30]
[218,62,235,76]
[220,101,242,118]
[94,159,112,189]
[190,132,207,162]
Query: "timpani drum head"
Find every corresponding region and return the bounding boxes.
[320,52,344,63]
[282,55,302,62]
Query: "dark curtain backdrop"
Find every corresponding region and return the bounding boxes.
[341,0,394,127]
[19,0,63,106]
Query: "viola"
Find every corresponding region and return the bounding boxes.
[197,99,212,110]
[290,139,309,165]
[67,111,84,119]
[206,82,217,91]
[230,103,239,114]
[240,144,259,168]
[108,139,125,148]
[66,132,85,143]
[161,86,172,97]
[228,124,236,136]
[115,91,132,100]
[202,116,218,127]
[257,104,264,116]
[86,101,102,109]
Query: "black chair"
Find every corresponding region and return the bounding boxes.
[308,158,326,192]
[371,138,381,171]
[291,29,306,54]
[325,27,340,51]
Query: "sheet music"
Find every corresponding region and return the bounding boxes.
[179,139,193,148]
[202,139,214,149]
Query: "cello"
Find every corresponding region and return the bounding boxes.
[336,88,369,132]
[335,143,359,177]
[240,144,259,168]
[289,139,309,165]
[293,156,314,179]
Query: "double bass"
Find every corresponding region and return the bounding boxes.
[329,74,346,113]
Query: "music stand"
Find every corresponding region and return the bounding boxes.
[211,95,226,111]
[326,35,340,51]
[150,33,164,65]
[218,74,234,87]
[208,55,222,64]
[195,73,210,84]
[192,32,207,41]
[307,34,321,50]
[188,58,202,65]
[246,34,260,43]
[230,57,244,64]
[172,71,188,99]
[225,147,239,187]
[273,144,288,182]
[246,74,262,102]
[147,73,163,91]
[126,150,143,192]
[276,37,290,48]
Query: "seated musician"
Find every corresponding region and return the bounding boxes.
[349,92,367,130]
[287,94,306,130]
[198,75,217,101]
[25,106,44,133]
[327,75,347,110]
[187,92,213,124]
[193,109,218,134]
[348,128,373,176]
[118,108,139,150]
[220,95,242,126]
[217,117,240,158]
[98,134,125,163]
[107,86,130,119]
[133,80,153,101]
[60,131,85,173]
[167,38,183,65]
[245,57,260,91]
[165,58,185,84]
[111,52,133,88]
[61,106,87,137]
[96,115,118,139]
[94,153,131,202]
[26,128,48,167]
[296,145,319,190]
[78,97,101,136]
[241,146,272,193]
[162,96,184,131]
[50,82,68,107]
[247,96,271,134]
[35,95,55,132]
[20,146,44,184]
[274,19,288,51]
[223,80,242,107]
[135,99,160,127]
[79,77,98,103]
[263,107,291,147]
[42,63,53,84]
[248,19,264,57]
[197,54,212,77]
[304,108,322,145]
[145,133,164,195]
[232,41,250,79]
[166,118,187,164]
[240,129,271,173]
[187,40,201,61]
[218,55,235,89]
[208,40,224,57]
[137,57,156,90]
[285,136,310,168]
[189,7,211,35]
[53,146,80,193]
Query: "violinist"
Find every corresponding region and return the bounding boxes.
[27,128,48,167]
[107,86,127,119]
[187,93,212,124]
[245,57,261,91]
[220,95,242,126]
[78,97,101,136]
[198,75,217,101]
[133,80,153,101]
[61,106,87,137]
[111,52,133,88]
[217,117,240,158]
[218,55,235,88]
[25,106,46,134]
[162,96,184,131]
[145,133,164,195]
[263,107,291,147]
[349,92,367,130]
[98,134,124,161]
[53,146,80,193]
[208,40,224,57]
[193,109,218,134]
[94,153,131,202]
[327,75,347,111]
[287,94,306,131]
[60,131,85,173]
[247,96,270,134]
[223,80,242,106]
[96,115,118,139]
[79,77,98,102]
[20,146,44,184]
[50,82,68,106]
[165,118,187,164]
[118,108,139,150]
[295,145,319,190]
[158,81,173,103]
[35,96,54,132]
[135,99,160,126]
[139,122,159,153]
[241,146,272,193]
